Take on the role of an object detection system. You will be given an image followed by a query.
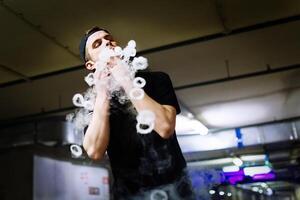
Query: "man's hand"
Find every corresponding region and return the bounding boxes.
[94,67,111,95]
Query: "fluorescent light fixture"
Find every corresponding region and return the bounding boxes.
[222,165,240,173]
[200,101,270,128]
[232,157,243,167]
[240,154,266,162]
[176,115,208,135]
[188,158,234,167]
[244,166,271,177]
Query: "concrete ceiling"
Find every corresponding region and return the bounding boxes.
[0,0,300,129]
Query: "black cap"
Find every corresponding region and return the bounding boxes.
[79,26,110,62]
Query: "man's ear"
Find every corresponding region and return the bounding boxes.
[85,61,95,70]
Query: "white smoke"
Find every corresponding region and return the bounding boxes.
[72,93,85,108]
[67,39,155,135]
[129,88,145,100]
[133,77,146,88]
[136,110,155,134]
[70,144,83,158]
[132,56,148,71]
[150,189,168,200]
[84,73,95,87]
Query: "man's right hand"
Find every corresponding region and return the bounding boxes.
[94,67,110,96]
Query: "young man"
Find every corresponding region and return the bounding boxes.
[79,27,194,199]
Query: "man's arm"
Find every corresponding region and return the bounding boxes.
[83,74,110,161]
[110,65,177,139]
[129,91,176,139]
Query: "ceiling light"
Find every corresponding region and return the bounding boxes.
[201,102,269,127]
[222,165,240,173]
[240,154,266,162]
[244,166,271,177]
[232,157,243,167]
[176,115,208,135]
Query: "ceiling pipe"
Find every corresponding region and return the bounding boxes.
[0,64,31,82]
[215,0,231,34]
[174,63,300,90]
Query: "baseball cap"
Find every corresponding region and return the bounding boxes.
[79,26,110,62]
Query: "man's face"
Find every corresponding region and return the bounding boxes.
[85,30,117,64]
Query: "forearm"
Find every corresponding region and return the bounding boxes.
[122,80,176,138]
[83,93,110,160]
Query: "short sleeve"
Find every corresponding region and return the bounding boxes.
[152,72,181,114]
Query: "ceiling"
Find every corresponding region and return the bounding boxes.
[0,0,300,130]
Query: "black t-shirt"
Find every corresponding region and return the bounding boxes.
[108,71,186,198]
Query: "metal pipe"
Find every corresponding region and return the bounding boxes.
[0,64,31,82]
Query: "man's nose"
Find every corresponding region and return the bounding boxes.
[102,39,109,46]
[106,42,115,50]
[104,40,112,47]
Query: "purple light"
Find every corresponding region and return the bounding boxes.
[223,170,245,185]
[252,172,276,181]
[223,169,276,184]
[228,175,244,185]
[223,169,244,177]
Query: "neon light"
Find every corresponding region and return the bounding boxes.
[232,157,243,167]
[244,166,271,176]
[222,165,240,173]
[228,175,244,185]
[252,172,276,180]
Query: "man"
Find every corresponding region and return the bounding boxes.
[79,27,194,199]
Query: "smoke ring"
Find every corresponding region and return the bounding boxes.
[129,88,144,100]
[133,77,146,88]
[72,94,85,107]
[136,122,155,134]
[70,144,83,158]
[150,189,168,200]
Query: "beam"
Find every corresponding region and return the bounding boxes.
[0,106,75,127]
[0,64,31,82]
[174,63,300,90]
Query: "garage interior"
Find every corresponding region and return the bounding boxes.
[0,0,300,199]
